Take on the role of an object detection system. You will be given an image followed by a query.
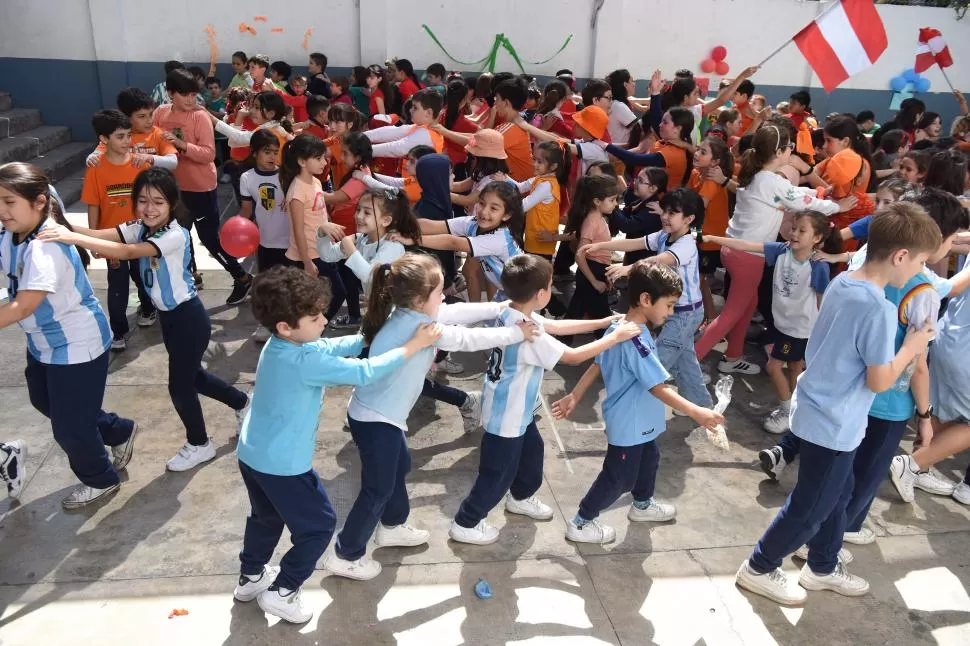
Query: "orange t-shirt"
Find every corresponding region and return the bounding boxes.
[95,127,177,158]
[401,174,421,203]
[326,136,347,189]
[81,156,146,229]
[654,141,689,187]
[524,176,561,256]
[496,122,534,181]
[304,121,330,141]
[688,169,729,252]
[817,153,874,231]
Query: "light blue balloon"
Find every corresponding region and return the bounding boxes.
[915,77,931,93]
[890,76,908,92]
[903,68,919,82]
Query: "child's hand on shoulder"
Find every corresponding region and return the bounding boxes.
[610,320,641,341]
[690,406,725,432]
[86,151,103,167]
[703,166,727,185]
[131,153,153,168]
[905,317,936,353]
[37,224,77,244]
[599,313,623,328]
[339,234,357,256]
[352,169,367,182]
[604,263,631,284]
[387,232,415,245]
[837,195,858,212]
[551,393,577,420]
[577,242,600,258]
[409,323,442,350]
[646,202,664,215]
[516,319,541,342]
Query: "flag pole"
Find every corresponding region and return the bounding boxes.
[756,0,845,68]
[939,67,957,93]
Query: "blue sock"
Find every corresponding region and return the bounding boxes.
[633,499,652,510]
[572,512,589,527]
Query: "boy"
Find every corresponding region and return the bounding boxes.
[247,55,281,95]
[233,267,439,623]
[425,62,447,94]
[228,50,251,89]
[448,255,642,545]
[856,110,879,136]
[307,52,332,98]
[82,110,155,350]
[364,88,445,159]
[552,263,724,543]
[513,105,610,175]
[153,69,253,304]
[282,75,309,123]
[270,61,292,92]
[1,440,26,500]
[205,77,226,118]
[88,88,178,171]
[150,60,185,107]
[787,90,817,162]
[735,206,940,605]
[733,79,757,135]
[301,95,331,140]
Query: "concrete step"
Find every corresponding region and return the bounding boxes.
[0,92,11,112]
[32,141,95,182]
[0,125,72,164]
[0,108,43,139]
[53,167,86,207]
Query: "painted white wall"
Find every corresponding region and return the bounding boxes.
[1,0,969,92]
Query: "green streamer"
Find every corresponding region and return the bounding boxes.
[421,24,572,74]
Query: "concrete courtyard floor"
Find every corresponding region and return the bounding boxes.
[2,196,970,645]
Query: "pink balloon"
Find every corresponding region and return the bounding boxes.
[219,216,260,258]
[715,60,730,76]
[711,46,728,62]
[700,58,717,74]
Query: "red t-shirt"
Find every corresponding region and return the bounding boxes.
[369,89,385,116]
[329,177,367,233]
[229,116,259,161]
[439,110,478,165]
[398,78,422,103]
[282,93,308,123]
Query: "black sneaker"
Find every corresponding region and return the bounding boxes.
[226,277,253,305]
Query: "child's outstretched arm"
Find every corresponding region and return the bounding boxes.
[437,319,539,353]
[417,218,450,235]
[649,383,724,431]
[578,237,645,255]
[543,314,619,337]
[510,116,579,156]
[430,123,473,148]
[437,300,506,325]
[552,363,602,419]
[559,320,641,365]
[701,235,765,254]
[37,224,155,261]
[408,233,471,253]
[945,254,970,297]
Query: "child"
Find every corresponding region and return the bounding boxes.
[450,130,513,216]
[42,167,252,472]
[307,52,332,98]
[150,60,185,106]
[688,136,733,322]
[694,126,848,375]
[394,59,424,105]
[205,77,226,118]
[898,150,931,188]
[449,255,642,544]
[153,68,253,302]
[871,129,909,178]
[81,110,155,351]
[247,55,281,95]
[513,106,611,176]
[704,210,840,433]
[440,78,480,177]
[565,175,618,325]
[609,166,667,265]
[270,61,291,92]
[324,253,542,579]
[531,80,575,140]
[228,51,251,89]
[515,141,570,260]
[365,88,445,162]
[552,263,725,543]
[280,135,348,324]
[366,65,390,117]
[212,91,290,163]
[856,110,879,136]
[349,67,372,116]
[358,145,434,205]
[325,103,366,190]
[585,188,713,408]
[786,90,817,163]
[734,207,939,605]
[88,87,178,171]
[232,266,440,623]
[302,95,331,141]
[330,76,352,106]
[424,62,447,94]
[1,440,26,500]
[282,76,309,123]
[837,178,911,244]
[0,162,136,509]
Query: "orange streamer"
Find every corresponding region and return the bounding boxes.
[238,22,257,35]
[271,27,284,33]
[302,27,313,50]
[253,15,268,22]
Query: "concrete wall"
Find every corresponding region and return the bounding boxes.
[2,0,969,139]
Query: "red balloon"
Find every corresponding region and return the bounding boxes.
[715,60,730,76]
[711,46,728,62]
[700,58,717,74]
[219,216,260,258]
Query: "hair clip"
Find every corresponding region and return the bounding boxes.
[381,263,392,272]
[384,188,399,201]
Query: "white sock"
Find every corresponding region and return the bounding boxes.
[779,399,791,412]
[909,455,922,473]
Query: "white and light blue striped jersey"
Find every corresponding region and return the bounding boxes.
[480,309,567,438]
[119,221,196,311]
[447,216,522,291]
[0,219,111,364]
[646,231,699,308]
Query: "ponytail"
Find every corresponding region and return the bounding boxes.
[566,175,618,235]
[535,140,571,187]
[797,210,844,255]
[363,188,422,245]
[738,126,788,187]
[361,253,442,343]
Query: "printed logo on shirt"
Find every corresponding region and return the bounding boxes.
[631,336,651,358]
[132,142,158,155]
[779,266,799,298]
[312,191,326,212]
[259,183,278,212]
[486,348,504,382]
[150,257,160,271]
[106,182,133,208]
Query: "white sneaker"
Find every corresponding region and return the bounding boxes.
[437,357,464,375]
[565,518,616,544]
[793,544,854,564]
[374,522,430,548]
[702,371,712,385]
[460,391,482,433]
[798,562,869,597]
[915,469,956,496]
[110,336,127,352]
[234,564,280,601]
[759,446,788,480]
[252,326,271,343]
[628,499,677,522]
[735,561,806,605]
[1,440,26,499]
[763,407,790,435]
[111,423,138,470]
[136,308,157,327]
[257,586,312,623]
[718,357,760,375]
[889,454,917,503]
[166,441,216,472]
[61,483,120,509]
[235,395,252,434]
[505,493,553,520]
[323,553,382,580]
[843,528,877,545]
[449,519,500,545]
[952,482,970,505]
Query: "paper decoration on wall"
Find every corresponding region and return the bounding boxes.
[889,88,914,111]
[302,28,313,49]
[239,22,257,35]
[421,24,572,74]
[253,15,268,22]
[203,24,219,61]
[271,27,284,33]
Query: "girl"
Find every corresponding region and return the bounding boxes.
[688,136,733,323]
[39,168,250,473]
[915,112,943,142]
[609,166,667,265]
[394,59,424,107]
[366,65,391,117]
[873,97,924,148]
[440,79,480,181]
[0,163,135,509]
[325,103,366,192]
[703,211,840,433]
[280,135,348,323]
[871,129,909,177]
[585,188,713,408]
[349,67,371,116]
[898,149,931,188]
[359,145,434,204]
[716,109,743,142]
[324,253,540,580]
[564,175,619,325]
[395,181,524,302]
[833,178,912,245]
[925,148,969,196]
[531,80,574,139]
[605,69,641,148]
[213,91,290,163]
[693,125,850,375]
[805,116,874,241]
[451,129,513,216]
[516,141,570,260]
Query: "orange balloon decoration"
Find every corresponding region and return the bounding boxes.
[700,59,716,74]
[220,216,260,258]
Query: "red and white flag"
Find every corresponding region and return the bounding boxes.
[915,28,953,73]
[793,0,888,92]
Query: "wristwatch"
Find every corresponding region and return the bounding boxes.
[916,406,933,419]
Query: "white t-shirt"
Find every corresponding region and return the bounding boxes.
[240,168,289,250]
[763,242,830,339]
[574,140,609,176]
[727,171,840,247]
[607,100,638,146]
[645,231,700,308]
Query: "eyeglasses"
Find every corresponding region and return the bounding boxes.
[602,94,613,101]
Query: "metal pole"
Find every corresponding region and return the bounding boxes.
[757,0,845,68]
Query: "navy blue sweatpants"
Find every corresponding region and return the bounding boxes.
[455,420,544,528]
[845,416,908,533]
[25,350,134,488]
[578,441,660,520]
[106,260,154,340]
[238,460,337,590]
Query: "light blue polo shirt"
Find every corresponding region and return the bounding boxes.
[597,321,671,446]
